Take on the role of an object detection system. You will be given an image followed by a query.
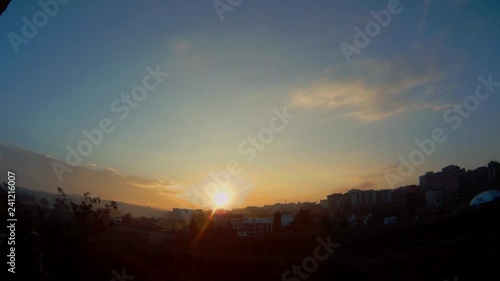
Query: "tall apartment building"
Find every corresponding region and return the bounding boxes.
[420,161,500,206]
[327,193,349,214]
[419,165,465,202]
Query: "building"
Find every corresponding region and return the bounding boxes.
[237,218,273,237]
[460,166,489,198]
[171,208,202,222]
[383,216,398,225]
[460,162,500,198]
[346,189,378,208]
[213,213,244,232]
[327,188,396,216]
[420,162,500,206]
[375,189,394,204]
[419,165,465,203]
[319,200,328,209]
[393,185,419,202]
[487,161,500,183]
[327,193,349,214]
[425,190,443,208]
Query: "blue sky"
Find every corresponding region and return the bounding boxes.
[1,0,500,209]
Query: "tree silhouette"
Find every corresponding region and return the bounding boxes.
[188,218,199,238]
[122,213,133,225]
[273,211,282,232]
[192,212,207,229]
[53,188,118,236]
[290,209,312,232]
[0,0,11,16]
[319,214,333,231]
[406,193,418,219]
[38,198,49,208]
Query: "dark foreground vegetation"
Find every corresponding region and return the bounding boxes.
[3,186,500,281]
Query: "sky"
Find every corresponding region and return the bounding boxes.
[1,0,500,210]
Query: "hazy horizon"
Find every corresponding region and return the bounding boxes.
[1,141,498,210]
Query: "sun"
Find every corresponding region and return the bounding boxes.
[214,191,230,208]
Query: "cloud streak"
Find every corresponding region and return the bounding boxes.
[419,0,433,32]
[290,56,448,122]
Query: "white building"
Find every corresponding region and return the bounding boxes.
[238,218,273,237]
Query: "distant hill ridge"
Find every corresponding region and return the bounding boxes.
[2,185,169,218]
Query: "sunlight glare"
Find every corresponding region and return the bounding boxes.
[214,191,230,207]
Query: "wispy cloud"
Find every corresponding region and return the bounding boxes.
[419,0,433,32]
[174,39,192,54]
[432,103,454,111]
[290,56,448,122]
